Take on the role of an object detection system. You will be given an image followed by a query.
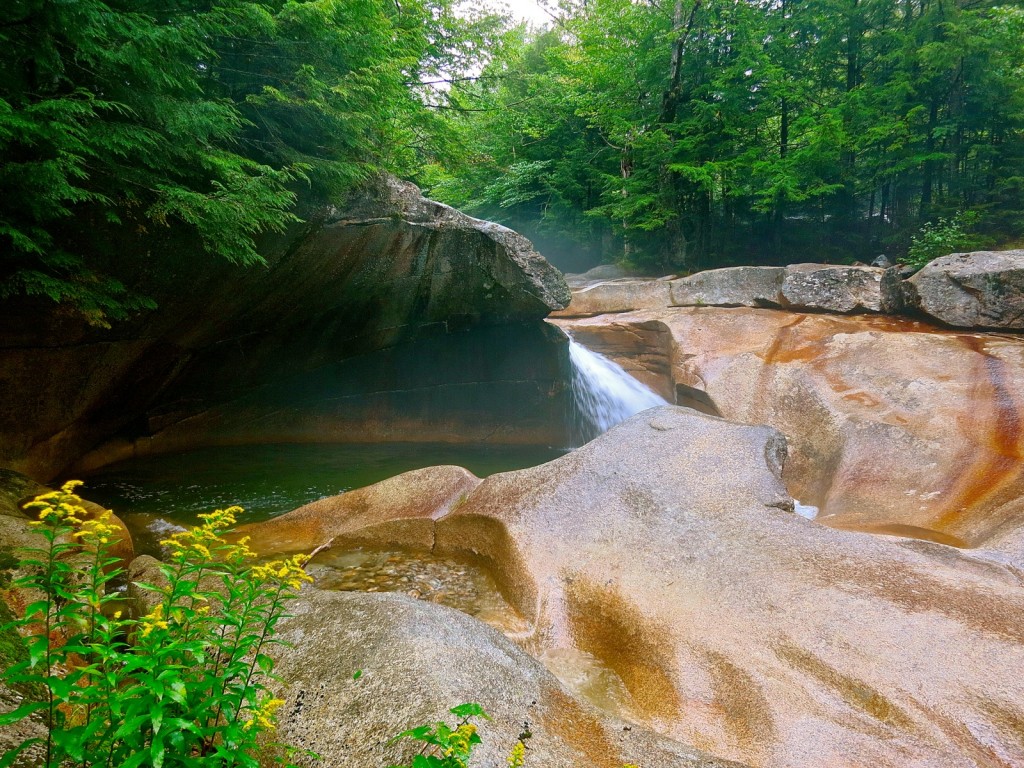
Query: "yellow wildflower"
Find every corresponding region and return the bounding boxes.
[138,604,169,638]
[243,697,285,731]
[445,723,477,756]
[233,536,256,560]
[508,741,526,768]
[71,513,120,544]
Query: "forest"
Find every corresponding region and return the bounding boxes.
[3,0,1024,317]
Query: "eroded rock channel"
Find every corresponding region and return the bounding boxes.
[4,179,1024,767]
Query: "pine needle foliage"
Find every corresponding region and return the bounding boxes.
[0,0,496,323]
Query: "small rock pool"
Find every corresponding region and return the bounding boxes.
[78,442,565,532]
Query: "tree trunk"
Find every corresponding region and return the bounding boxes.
[659,0,702,125]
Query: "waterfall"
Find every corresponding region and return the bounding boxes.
[566,336,668,446]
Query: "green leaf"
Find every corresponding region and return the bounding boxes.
[450,702,491,720]
[0,701,48,726]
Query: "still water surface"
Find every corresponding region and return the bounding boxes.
[79,442,565,524]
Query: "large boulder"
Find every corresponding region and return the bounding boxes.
[266,588,741,768]
[779,264,885,313]
[428,408,1024,768]
[903,250,1024,328]
[0,176,571,480]
[555,309,1024,552]
[325,175,570,323]
[557,264,890,318]
[550,279,672,317]
[670,267,786,308]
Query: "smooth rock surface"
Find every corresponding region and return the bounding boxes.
[550,279,671,317]
[670,267,785,308]
[780,264,885,313]
[428,408,1024,768]
[235,465,481,555]
[266,588,742,768]
[555,309,1024,552]
[564,263,631,287]
[904,250,1024,328]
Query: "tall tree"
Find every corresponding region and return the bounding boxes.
[0,0,495,323]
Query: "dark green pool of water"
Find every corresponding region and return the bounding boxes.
[77,442,565,526]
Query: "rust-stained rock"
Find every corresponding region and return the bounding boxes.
[424,407,1024,768]
[234,465,481,556]
[555,308,1024,552]
[904,250,1024,328]
[266,588,742,768]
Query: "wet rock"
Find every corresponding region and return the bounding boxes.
[265,588,741,768]
[780,264,885,313]
[556,309,1024,551]
[235,465,481,556]
[903,250,1024,328]
[669,267,786,308]
[430,407,1024,768]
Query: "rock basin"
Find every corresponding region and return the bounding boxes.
[241,407,1024,767]
[554,308,1024,552]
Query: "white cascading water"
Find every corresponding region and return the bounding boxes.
[567,336,668,446]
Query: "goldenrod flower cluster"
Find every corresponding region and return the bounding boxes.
[71,513,121,545]
[445,723,477,758]
[138,604,169,638]
[507,740,526,767]
[24,480,121,547]
[250,554,313,591]
[25,480,89,527]
[159,506,244,562]
[243,697,285,731]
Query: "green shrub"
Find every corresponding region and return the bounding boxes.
[906,211,981,269]
[0,481,312,768]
